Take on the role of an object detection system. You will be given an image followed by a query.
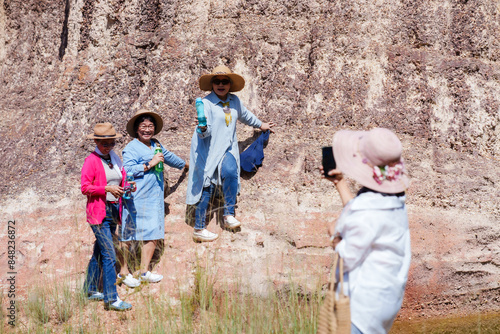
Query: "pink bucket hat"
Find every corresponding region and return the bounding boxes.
[332,128,409,193]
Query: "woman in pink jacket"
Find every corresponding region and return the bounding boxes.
[81,123,135,311]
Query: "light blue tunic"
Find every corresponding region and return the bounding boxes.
[186,91,262,205]
[121,138,185,241]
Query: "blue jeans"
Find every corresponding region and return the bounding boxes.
[195,153,238,230]
[83,202,119,303]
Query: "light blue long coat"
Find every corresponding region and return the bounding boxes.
[121,138,185,241]
[186,91,262,205]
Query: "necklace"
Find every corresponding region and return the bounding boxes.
[222,102,231,126]
[99,154,113,169]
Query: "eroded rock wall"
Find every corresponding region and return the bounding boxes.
[0,0,499,318]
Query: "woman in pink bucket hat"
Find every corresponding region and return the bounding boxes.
[321,128,411,334]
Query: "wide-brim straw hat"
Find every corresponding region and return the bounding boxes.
[332,128,410,193]
[86,122,123,139]
[199,65,245,92]
[126,109,163,138]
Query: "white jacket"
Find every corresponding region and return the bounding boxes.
[334,191,411,334]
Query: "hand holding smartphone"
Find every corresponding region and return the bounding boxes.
[322,146,336,177]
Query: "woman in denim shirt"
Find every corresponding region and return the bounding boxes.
[121,109,187,283]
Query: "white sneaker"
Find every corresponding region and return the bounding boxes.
[140,271,163,283]
[87,291,104,301]
[105,297,132,311]
[193,229,219,242]
[117,273,141,288]
[223,216,241,229]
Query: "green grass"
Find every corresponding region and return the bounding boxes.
[126,260,322,333]
[10,260,322,333]
[53,283,73,324]
[26,287,50,325]
[8,262,500,333]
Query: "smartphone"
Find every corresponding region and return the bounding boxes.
[322,146,336,177]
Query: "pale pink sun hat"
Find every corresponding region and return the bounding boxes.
[332,128,410,194]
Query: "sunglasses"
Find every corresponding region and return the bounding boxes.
[212,79,231,85]
[100,141,116,148]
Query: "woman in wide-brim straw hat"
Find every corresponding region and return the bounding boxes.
[186,65,276,242]
[81,122,134,311]
[320,128,411,334]
[120,109,188,284]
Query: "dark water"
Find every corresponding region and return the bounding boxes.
[391,312,500,334]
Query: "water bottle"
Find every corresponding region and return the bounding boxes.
[196,97,207,127]
[154,146,163,172]
[123,172,134,199]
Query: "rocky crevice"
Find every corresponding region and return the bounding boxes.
[58,0,69,60]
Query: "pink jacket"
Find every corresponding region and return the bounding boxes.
[81,151,126,225]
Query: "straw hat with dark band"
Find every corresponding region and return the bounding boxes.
[126,109,164,138]
[199,65,245,92]
[86,122,123,139]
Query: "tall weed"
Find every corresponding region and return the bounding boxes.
[53,282,73,323]
[26,287,50,325]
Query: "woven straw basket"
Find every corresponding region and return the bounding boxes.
[317,252,351,334]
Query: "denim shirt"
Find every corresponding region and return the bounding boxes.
[121,138,185,241]
[186,91,262,205]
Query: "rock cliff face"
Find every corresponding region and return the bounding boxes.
[0,0,499,318]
